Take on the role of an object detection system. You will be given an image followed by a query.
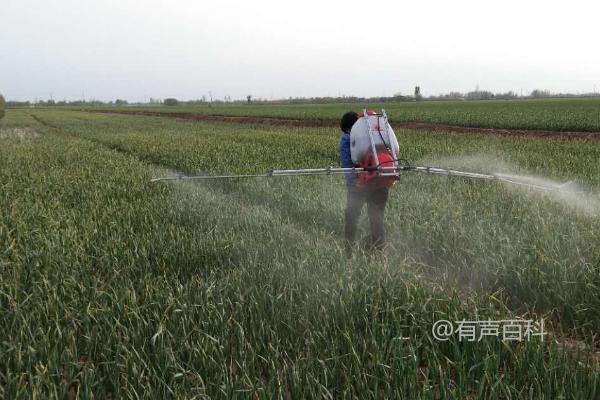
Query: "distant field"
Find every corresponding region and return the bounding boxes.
[1,109,599,398]
[81,97,600,132]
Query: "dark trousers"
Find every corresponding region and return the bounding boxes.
[344,185,389,249]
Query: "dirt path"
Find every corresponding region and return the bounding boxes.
[84,109,600,141]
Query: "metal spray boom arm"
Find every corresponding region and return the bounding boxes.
[149,165,485,182]
[150,165,569,193]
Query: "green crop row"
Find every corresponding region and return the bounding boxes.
[79,97,600,132]
[1,109,599,398]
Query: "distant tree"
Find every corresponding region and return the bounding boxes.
[247,95,252,104]
[7,100,30,107]
[442,91,464,100]
[495,91,518,100]
[391,92,410,102]
[466,90,494,100]
[115,99,128,106]
[530,89,551,98]
[0,94,5,120]
[164,98,179,106]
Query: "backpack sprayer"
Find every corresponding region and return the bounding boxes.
[149,109,572,193]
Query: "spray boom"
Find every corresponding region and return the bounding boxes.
[150,165,575,193]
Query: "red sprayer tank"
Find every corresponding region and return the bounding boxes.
[350,110,400,187]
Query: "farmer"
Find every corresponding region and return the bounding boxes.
[339,111,390,256]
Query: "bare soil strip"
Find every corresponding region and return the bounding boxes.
[83,109,600,141]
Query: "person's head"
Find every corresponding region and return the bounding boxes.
[340,111,358,133]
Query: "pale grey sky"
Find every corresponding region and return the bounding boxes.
[2,0,599,102]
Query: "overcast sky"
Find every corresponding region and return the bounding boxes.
[2,0,599,102]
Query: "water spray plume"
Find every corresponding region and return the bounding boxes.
[494,172,600,216]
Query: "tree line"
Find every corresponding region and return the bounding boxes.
[0,94,5,120]
[3,89,599,108]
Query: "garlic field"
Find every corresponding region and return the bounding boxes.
[1,109,599,399]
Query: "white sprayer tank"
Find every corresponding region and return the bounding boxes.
[350,112,400,165]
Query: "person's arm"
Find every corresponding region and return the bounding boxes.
[339,134,354,168]
[339,133,358,186]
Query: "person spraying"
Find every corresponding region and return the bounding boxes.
[339,110,400,256]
